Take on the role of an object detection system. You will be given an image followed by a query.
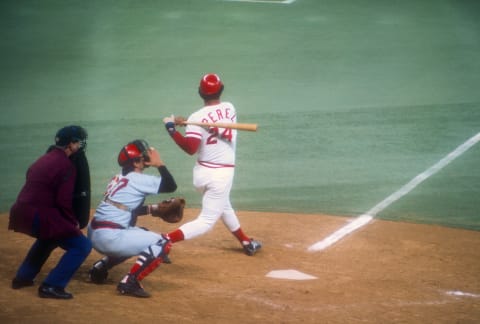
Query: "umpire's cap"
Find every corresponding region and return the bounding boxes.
[55,125,88,149]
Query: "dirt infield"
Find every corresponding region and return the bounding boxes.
[1,210,479,323]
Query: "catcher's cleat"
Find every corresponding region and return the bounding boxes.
[117,275,150,298]
[89,259,109,284]
[162,253,172,264]
[243,239,262,256]
[12,277,34,289]
[160,234,172,264]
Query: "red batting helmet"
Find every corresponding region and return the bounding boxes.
[117,140,150,167]
[199,73,224,96]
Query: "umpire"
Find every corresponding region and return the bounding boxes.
[8,125,92,299]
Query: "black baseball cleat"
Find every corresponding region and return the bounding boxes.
[243,239,262,256]
[11,277,34,289]
[162,253,172,264]
[117,275,150,298]
[38,284,73,299]
[89,259,109,284]
[160,235,172,264]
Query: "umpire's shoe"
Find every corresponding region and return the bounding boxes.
[38,284,73,299]
[11,277,34,289]
[117,275,150,298]
[243,239,262,256]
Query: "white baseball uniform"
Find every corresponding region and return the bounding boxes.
[178,101,243,239]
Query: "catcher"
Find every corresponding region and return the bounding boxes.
[87,139,185,298]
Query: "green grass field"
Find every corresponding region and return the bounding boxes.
[1,0,479,230]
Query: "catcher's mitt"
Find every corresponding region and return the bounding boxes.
[150,197,185,223]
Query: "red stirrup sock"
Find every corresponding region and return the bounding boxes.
[166,229,185,243]
[127,263,142,277]
[232,228,250,245]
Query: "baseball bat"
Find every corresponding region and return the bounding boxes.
[181,121,258,132]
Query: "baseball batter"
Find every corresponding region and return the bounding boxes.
[162,73,262,256]
[87,139,177,298]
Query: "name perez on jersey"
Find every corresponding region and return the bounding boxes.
[201,106,236,124]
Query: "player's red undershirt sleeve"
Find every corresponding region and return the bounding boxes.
[171,131,200,155]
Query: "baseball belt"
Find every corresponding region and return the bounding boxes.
[90,218,125,230]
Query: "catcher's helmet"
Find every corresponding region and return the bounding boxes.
[117,139,150,167]
[199,73,224,96]
[55,125,88,150]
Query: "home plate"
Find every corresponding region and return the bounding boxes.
[266,269,317,280]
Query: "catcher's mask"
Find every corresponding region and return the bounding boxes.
[55,125,88,151]
[117,139,151,168]
[198,73,224,100]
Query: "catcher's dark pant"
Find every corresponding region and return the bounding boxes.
[15,234,92,288]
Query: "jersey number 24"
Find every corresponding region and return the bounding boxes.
[207,127,232,144]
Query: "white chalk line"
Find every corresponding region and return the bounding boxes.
[235,292,470,313]
[224,0,296,4]
[446,290,480,298]
[309,132,480,252]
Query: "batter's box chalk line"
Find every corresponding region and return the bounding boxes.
[445,290,480,298]
[266,269,318,280]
